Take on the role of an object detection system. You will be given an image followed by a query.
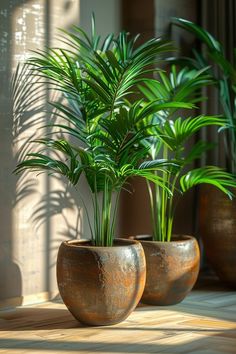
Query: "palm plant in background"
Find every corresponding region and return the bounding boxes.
[14,17,192,246]
[138,65,236,242]
[172,18,236,175]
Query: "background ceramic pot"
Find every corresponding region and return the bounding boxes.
[199,186,236,288]
[57,238,146,326]
[135,235,200,305]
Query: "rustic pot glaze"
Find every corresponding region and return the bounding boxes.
[57,238,146,326]
[134,235,200,305]
[199,186,236,288]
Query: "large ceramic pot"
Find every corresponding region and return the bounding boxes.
[57,238,146,326]
[199,186,236,288]
[133,235,200,305]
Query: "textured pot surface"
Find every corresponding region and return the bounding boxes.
[57,238,146,326]
[199,186,236,288]
[139,235,200,305]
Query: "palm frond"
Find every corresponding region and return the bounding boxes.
[180,166,236,198]
[139,66,213,115]
[172,17,222,52]
[153,115,226,151]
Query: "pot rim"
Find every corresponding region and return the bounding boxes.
[61,237,141,249]
[130,234,196,244]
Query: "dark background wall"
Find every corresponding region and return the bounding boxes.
[120,0,199,238]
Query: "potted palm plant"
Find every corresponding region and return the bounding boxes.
[14,17,189,325]
[172,18,236,288]
[133,65,236,305]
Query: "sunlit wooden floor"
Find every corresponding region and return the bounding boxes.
[0,274,236,354]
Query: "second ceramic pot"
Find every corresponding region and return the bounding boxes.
[135,235,200,305]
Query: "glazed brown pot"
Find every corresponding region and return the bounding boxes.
[199,186,236,288]
[57,238,146,326]
[134,235,200,305]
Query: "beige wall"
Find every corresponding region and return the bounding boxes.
[0,0,120,308]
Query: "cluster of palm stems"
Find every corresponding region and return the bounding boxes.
[14,16,236,245]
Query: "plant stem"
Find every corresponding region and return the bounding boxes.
[93,174,101,246]
[74,185,94,241]
[101,175,113,246]
[161,144,169,241]
[110,188,121,245]
[166,149,181,241]
[147,180,157,240]
[155,183,162,240]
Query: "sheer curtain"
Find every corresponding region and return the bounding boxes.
[201,0,236,64]
[200,0,236,167]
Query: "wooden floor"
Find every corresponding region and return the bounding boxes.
[0,275,236,354]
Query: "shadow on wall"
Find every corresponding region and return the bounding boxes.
[0,0,86,307]
[31,184,83,242]
[0,0,29,307]
[12,62,83,236]
[2,0,121,306]
[12,60,85,297]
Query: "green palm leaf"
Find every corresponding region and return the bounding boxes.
[139,66,213,114]
[154,115,226,151]
[180,166,236,198]
[172,17,222,52]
